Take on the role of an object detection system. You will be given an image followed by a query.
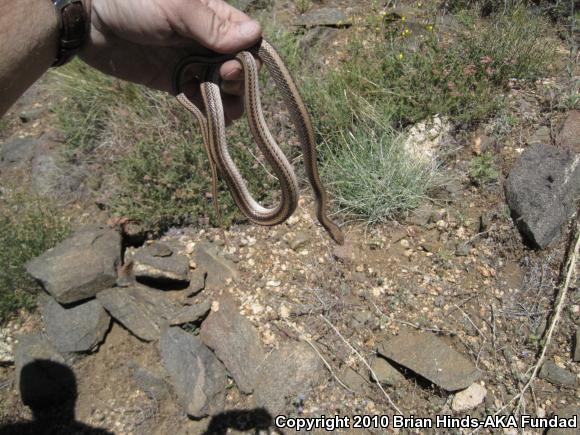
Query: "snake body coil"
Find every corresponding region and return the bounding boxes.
[173,39,344,245]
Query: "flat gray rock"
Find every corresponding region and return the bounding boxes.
[200,294,265,394]
[133,242,190,284]
[97,286,181,341]
[190,242,238,292]
[505,144,580,248]
[539,361,577,387]
[253,341,324,415]
[0,136,38,171]
[294,7,349,27]
[26,225,121,304]
[377,331,480,391]
[160,327,226,418]
[40,294,110,353]
[14,334,72,407]
[170,299,211,326]
[369,356,405,387]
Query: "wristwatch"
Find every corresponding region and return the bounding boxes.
[52,0,90,66]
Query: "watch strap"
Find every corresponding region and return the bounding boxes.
[52,0,90,67]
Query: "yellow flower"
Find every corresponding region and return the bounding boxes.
[401,15,406,22]
[427,24,434,31]
[398,52,404,59]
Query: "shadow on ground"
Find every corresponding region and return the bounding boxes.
[0,359,113,435]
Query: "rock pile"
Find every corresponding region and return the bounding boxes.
[11,225,325,420]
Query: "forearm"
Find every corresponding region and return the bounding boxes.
[0,0,58,116]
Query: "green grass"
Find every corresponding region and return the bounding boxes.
[0,190,70,324]
[321,121,444,224]
[51,60,282,232]
[294,4,556,139]
[469,152,500,185]
[49,4,559,229]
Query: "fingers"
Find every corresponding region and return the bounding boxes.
[169,0,262,53]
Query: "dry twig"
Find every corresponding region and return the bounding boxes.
[320,315,403,414]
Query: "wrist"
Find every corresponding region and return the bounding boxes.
[51,0,91,66]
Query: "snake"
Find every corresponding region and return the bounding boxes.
[172,38,344,245]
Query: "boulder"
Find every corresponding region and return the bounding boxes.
[505,144,580,248]
[160,327,226,418]
[200,294,265,393]
[26,225,121,304]
[40,294,110,353]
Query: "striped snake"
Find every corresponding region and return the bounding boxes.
[172,38,344,245]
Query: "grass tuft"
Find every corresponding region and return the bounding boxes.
[0,189,70,324]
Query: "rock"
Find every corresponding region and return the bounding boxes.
[294,7,349,28]
[253,341,324,415]
[19,106,44,123]
[133,242,190,284]
[40,294,110,353]
[573,328,580,363]
[130,363,170,401]
[547,405,580,435]
[339,366,368,392]
[403,115,453,166]
[200,294,265,394]
[190,242,239,292]
[170,299,211,326]
[505,144,580,248]
[455,242,471,257]
[0,327,14,364]
[30,133,89,202]
[451,383,487,412]
[97,286,181,342]
[299,27,339,53]
[539,361,577,387]
[289,231,311,251]
[0,136,38,171]
[369,356,405,386]
[557,110,580,153]
[14,334,72,407]
[377,331,480,391]
[528,126,551,146]
[160,327,226,418]
[26,225,121,304]
[407,203,434,226]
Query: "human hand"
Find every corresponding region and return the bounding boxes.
[79,0,262,122]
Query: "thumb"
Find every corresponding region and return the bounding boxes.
[173,0,262,53]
